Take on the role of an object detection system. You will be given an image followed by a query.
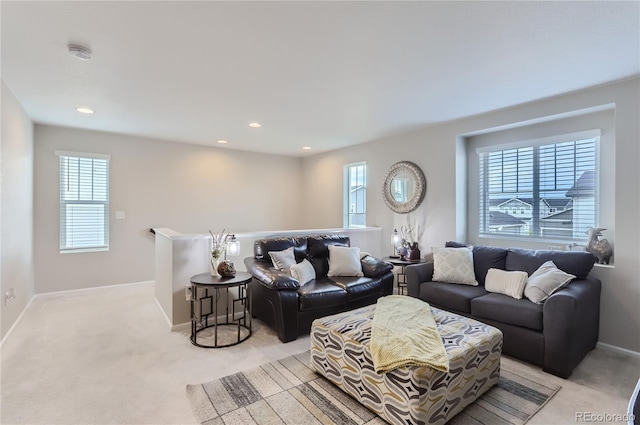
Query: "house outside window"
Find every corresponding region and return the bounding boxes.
[344,162,366,228]
[57,150,110,252]
[479,131,599,242]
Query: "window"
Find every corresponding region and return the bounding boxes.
[57,151,110,252]
[479,131,599,242]
[392,178,409,202]
[344,162,366,228]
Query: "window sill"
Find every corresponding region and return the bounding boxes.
[60,247,109,254]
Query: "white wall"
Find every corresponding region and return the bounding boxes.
[1,80,35,340]
[33,125,303,293]
[301,77,640,352]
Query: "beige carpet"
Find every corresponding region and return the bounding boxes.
[187,350,560,425]
[2,282,638,424]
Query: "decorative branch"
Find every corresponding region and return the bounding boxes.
[209,229,231,259]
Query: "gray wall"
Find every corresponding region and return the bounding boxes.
[1,81,35,340]
[33,125,304,293]
[301,77,640,352]
[11,77,640,353]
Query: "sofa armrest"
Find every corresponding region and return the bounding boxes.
[543,277,601,377]
[361,255,394,278]
[405,262,434,298]
[244,257,300,290]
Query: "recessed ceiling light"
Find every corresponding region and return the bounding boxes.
[217,140,228,144]
[303,146,311,150]
[75,107,95,114]
[249,122,261,128]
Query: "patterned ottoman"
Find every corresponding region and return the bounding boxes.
[310,304,503,425]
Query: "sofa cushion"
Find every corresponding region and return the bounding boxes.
[308,235,350,278]
[297,279,347,311]
[418,281,488,313]
[446,242,508,285]
[432,246,478,286]
[254,237,308,263]
[471,293,543,331]
[328,276,383,302]
[506,248,595,279]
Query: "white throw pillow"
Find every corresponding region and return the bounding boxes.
[290,259,316,285]
[327,245,364,277]
[485,268,528,299]
[268,247,296,274]
[524,260,575,304]
[431,247,478,286]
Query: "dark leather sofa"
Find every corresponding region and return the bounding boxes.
[244,234,394,343]
[406,242,601,378]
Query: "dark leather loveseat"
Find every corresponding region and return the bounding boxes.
[406,242,601,378]
[245,234,394,342]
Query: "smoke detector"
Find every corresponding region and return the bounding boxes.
[68,44,92,60]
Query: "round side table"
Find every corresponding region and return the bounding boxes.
[189,271,252,348]
[382,257,426,295]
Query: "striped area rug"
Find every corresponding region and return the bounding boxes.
[186,351,560,425]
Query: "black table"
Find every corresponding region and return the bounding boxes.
[189,271,252,348]
[382,256,427,295]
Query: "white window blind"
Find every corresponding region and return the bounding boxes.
[344,162,367,228]
[478,131,599,242]
[57,151,110,252]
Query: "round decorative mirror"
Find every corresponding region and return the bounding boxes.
[382,161,426,213]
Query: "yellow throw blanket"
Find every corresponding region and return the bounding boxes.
[370,295,449,374]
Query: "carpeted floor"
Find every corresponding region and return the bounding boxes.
[187,350,560,425]
[2,282,638,424]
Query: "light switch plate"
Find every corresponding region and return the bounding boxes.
[115,211,126,219]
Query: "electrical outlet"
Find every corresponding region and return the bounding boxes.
[5,288,16,306]
[185,286,192,301]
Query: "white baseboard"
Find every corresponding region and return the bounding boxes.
[0,295,36,349]
[35,280,154,298]
[153,296,174,330]
[597,342,640,359]
[171,321,191,332]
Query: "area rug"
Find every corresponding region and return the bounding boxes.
[186,351,560,425]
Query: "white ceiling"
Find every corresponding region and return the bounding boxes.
[2,1,639,157]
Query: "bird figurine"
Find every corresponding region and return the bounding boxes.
[585,227,613,265]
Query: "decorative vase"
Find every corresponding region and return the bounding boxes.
[409,242,421,261]
[397,245,408,260]
[217,260,236,278]
[210,257,221,277]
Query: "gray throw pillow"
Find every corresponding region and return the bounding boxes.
[524,260,575,304]
[268,247,297,274]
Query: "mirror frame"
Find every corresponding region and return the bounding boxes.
[382,161,426,214]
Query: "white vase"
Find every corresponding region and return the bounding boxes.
[210,257,221,277]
